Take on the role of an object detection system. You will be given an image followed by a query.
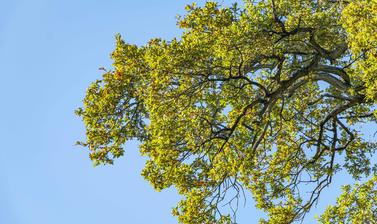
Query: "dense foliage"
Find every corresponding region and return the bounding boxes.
[76,0,377,223]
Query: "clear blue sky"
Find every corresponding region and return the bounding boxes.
[0,1,374,224]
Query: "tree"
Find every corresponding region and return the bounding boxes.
[76,1,377,223]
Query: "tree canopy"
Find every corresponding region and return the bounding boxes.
[76,0,377,223]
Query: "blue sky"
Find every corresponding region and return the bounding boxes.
[0,1,374,223]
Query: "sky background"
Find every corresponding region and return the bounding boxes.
[0,0,375,224]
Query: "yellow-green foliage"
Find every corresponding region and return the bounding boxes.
[342,0,377,102]
[77,1,377,223]
[318,175,377,224]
